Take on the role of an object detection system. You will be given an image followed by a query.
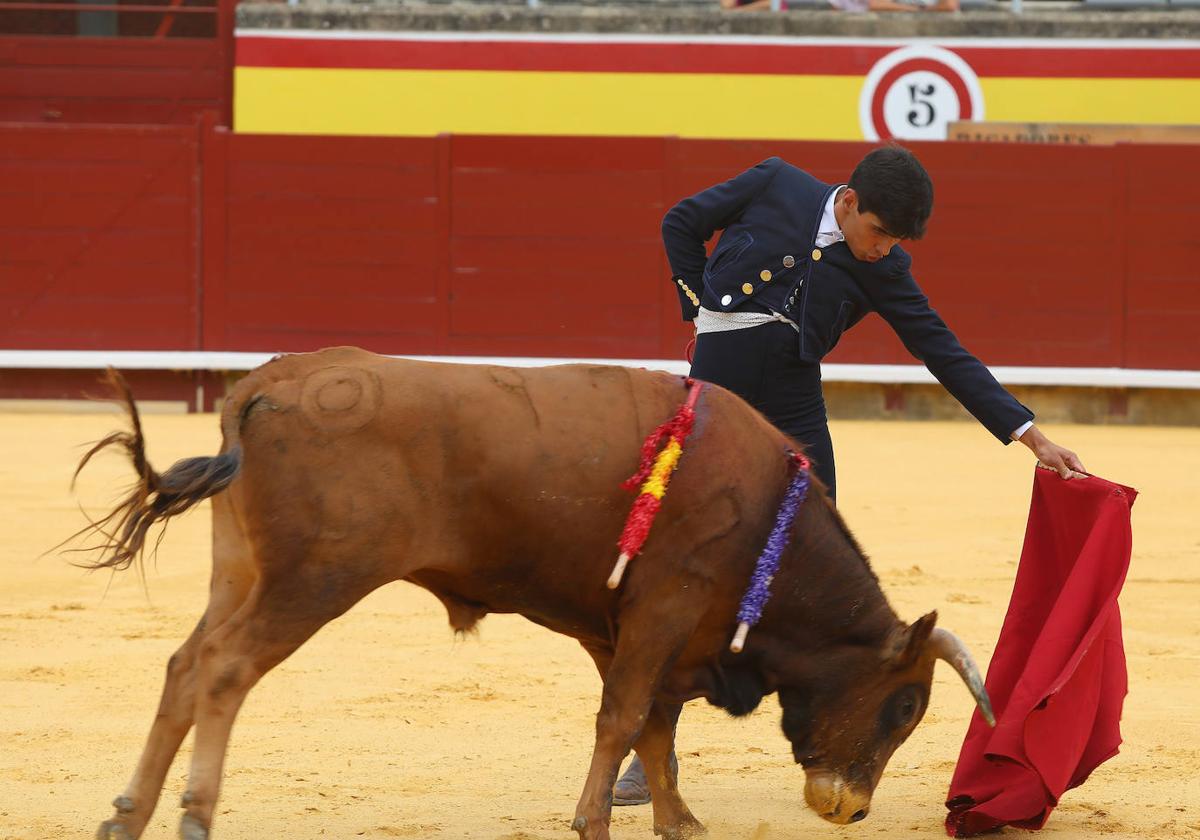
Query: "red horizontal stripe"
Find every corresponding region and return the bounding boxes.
[238,37,888,75]
[964,45,1200,78]
[237,36,1200,79]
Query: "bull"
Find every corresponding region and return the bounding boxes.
[78,347,993,840]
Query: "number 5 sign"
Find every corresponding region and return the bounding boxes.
[859,45,985,141]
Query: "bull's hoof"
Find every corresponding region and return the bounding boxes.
[96,820,135,840]
[179,814,209,840]
[654,818,707,840]
[112,796,136,815]
[571,815,611,840]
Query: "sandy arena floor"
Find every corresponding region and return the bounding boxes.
[1,410,1197,840]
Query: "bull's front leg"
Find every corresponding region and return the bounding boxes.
[635,701,704,840]
[573,680,652,840]
[573,621,695,840]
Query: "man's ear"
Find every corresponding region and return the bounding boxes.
[842,187,859,214]
[883,611,938,669]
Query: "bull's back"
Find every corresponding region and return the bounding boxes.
[219,348,795,638]
[224,346,786,481]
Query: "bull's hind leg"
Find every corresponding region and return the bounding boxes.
[96,618,209,840]
[97,497,255,840]
[176,572,373,840]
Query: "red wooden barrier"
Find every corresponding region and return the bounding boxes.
[446,135,671,360]
[2,123,1197,371]
[0,121,201,350]
[0,0,233,127]
[1120,144,1197,371]
[202,130,443,353]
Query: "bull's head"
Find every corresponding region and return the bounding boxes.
[777,611,992,824]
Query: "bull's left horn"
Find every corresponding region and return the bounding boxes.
[929,628,996,727]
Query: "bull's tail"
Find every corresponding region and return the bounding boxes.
[70,369,242,572]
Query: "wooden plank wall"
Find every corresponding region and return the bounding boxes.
[1,124,1197,372]
[0,0,233,128]
[0,122,200,350]
[202,131,443,353]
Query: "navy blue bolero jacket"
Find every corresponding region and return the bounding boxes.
[661,156,1033,443]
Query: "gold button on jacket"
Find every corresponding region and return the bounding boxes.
[760,269,772,282]
[812,248,822,261]
[741,282,754,295]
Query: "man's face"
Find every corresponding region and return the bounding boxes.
[838,188,904,264]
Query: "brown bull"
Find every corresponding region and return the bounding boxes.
[79,347,992,840]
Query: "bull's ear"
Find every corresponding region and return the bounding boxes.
[883,611,938,669]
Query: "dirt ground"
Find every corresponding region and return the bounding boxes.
[1,410,1197,840]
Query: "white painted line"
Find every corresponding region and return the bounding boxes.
[0,350,279,371]
[1,350,1197,389]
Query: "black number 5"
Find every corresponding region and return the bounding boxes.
[907,83,937,128]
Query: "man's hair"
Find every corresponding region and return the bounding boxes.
[848,145,934,240]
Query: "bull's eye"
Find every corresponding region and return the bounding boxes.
[881,685,924,733]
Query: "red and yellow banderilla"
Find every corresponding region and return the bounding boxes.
[607,378,705,589]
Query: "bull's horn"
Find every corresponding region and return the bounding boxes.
[929,628,996,727]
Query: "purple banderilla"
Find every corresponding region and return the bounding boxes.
[730,453,812,653]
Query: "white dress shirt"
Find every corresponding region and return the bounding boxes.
[815,185,847,249]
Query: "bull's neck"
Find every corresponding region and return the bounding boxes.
[753,499,900,673]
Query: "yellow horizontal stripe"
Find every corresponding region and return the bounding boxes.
[235,67,864,139]
[236,68,1200,139]
[980,77,1200,125]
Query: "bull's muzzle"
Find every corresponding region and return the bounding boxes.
[804,771,871,824]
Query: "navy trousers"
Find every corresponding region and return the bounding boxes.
[689,320,837,502]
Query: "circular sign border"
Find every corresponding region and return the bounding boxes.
[858,45,985,142]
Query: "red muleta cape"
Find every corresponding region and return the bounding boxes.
[945,469,1137,837]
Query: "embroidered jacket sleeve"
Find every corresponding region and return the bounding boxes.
[661,157,783,321]
[869,252,1035,444]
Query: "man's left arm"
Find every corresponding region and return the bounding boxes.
[869,256,1087,478]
